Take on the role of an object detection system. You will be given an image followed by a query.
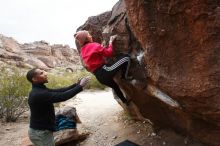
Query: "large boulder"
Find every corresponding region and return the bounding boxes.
[75,0,220,145]
[25,58,49,70]
[0,49,24,61]
[51,44,81,66]
[22,41,52,56]
[0,34,21,53]
[37,56,57,68]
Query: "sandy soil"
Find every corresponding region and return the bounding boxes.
[0,89,204,146]
[0,116,29,145]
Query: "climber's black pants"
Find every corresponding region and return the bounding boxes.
[93,54,131,103]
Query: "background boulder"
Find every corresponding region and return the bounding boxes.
[0,35,81,70]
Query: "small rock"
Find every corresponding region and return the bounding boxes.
[151,132,156,136]
[5,128,10,131]
[184,138,188,144]
[163,141,166,145]
[137,130,141,134]
[23,115,29,118]
[103,123,108,126]
[104,136,108,140]
[112,136,117,139]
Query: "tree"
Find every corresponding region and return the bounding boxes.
[0,67,31,122]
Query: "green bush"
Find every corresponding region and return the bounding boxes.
[0,67,105,122]
[0,67,31,122]
[47,69,106,90]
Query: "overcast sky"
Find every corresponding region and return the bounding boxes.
[0,0,118,48]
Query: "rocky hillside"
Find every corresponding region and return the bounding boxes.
[75,0,220,145]
[0,34,81,70]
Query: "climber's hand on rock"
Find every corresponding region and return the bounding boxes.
[109,35,117,44]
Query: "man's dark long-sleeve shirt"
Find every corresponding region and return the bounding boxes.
[28,83,83,131]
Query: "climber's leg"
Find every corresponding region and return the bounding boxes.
[107,80,128,104]
[102,54,132,80]
[93,67,129,104]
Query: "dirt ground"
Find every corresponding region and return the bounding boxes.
[0,90,205,146]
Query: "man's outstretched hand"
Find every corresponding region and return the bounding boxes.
[79,76,90,87]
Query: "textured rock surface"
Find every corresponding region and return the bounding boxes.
[0,34,81,70]
[76,0,220,145]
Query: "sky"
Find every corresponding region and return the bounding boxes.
[0,0,118,48]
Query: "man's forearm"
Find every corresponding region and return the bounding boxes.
[48,84,83,103]
[48,83,78,92]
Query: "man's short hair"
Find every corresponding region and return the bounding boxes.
[26,68,38,83]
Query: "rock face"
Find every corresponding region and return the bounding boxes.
[0,34,81,70]
[75,0,220,145]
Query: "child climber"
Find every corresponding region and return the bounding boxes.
[74,30,131,105]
